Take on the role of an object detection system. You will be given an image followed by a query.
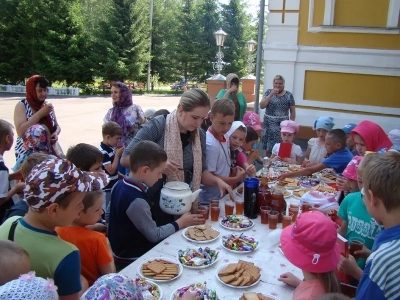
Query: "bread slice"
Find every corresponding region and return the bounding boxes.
[284,178,295,183]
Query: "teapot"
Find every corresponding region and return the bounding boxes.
[159,181,202,215]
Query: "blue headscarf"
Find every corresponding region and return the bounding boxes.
[313,117,335,131]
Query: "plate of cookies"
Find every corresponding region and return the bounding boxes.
[221,234,259,254]
[135,278,163,300]
[216,260,261,288]
[138,257,183,282]
[177,247,219,269]
[292,188,312,199]
[240,293,279,300]
[170,282,220,300]
[220,215,254,231]
[312,184,337,194]
[276,178,300,189]
[182,225,220,243]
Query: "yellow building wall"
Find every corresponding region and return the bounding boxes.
[299,0,400,49]
[303,71,400,108]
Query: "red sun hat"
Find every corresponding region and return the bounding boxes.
[280,211,340,273]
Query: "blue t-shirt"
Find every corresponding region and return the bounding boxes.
[322,148,353,173]
[338,192,381,269]
[356,224,400,300]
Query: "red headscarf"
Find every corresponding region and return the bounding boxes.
[351,120,392,152]
[26,75,56,134]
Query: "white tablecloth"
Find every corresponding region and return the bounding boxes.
[119,184,302,300]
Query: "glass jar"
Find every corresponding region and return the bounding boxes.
[270,186,287,223]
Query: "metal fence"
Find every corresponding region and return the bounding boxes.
[0,85,79,96]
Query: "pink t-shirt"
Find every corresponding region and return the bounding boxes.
[236,151,247,168]
[292,279,326,300]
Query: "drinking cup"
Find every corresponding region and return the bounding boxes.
[268,211,279,229]
[289,207,298,222]
[210,206,220,222]
[260,206,271,224]
[281,212,294,228]
[224,200,234,216]
[210,199,220,207]
[198,205,209,222]
[349,238,365,259]
[235,199,244,215]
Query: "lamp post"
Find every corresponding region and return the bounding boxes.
[212,28,228,74]
[246,39,257,75]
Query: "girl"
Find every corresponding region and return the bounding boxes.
[350,120,392,156]
[226,121,256,180]
[304,117,335,166]
[271,120,304,165]
[242,126,261,166]
[278,211,341,300]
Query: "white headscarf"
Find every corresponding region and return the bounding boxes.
[226,121,247,151]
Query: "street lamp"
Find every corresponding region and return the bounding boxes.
[246,39,257,75]
[212,28,229,74]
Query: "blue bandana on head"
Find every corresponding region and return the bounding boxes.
[313,117,335,131]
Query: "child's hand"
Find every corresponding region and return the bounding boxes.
[13,182,26,194]
[115,145,125,157]
[278,173,290,180]
[179,291,201,300]
[336,176,350,192]
[86,223,107,233]
[235,166,246,180]
[278,272,301,287]
[176,213,204,229]
[354,245,371,260]
[337,255,363,280]
[245,164,256,177]
[272,156,281,162]
[247,151,259,164]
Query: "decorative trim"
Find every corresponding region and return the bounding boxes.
[387,0,400,27]
[323,0,335,26]
[295,105,400,118]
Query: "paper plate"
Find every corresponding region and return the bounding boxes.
[221,235,259,254]
[177,249,219,269]
[135,278,163,300]
[219,215,255,231]
[170,282,220,300]
[216,263,261,289]
[181,226,220,244]
[137,257,183,283]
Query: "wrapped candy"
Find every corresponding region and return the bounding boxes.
[178,247,219,267]
[222,234,259,252]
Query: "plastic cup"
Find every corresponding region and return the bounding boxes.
[260,206,271,224]
[235,199,244,215]
[210,206,220,222]
[301,202,311,213]
[197,206,209,223]
[224,200,234,216]
[289,207,298,222]
[210,199,220,207]
[282,212,294,228]
[268,211,279,229]
[349,238,365,259]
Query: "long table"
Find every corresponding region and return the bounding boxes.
[120,185,302,299]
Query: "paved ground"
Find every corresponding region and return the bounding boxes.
[0,93,181,168]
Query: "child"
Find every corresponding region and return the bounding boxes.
[0,120,25,222]
[226,121,256,179]
[3,153,53,222]
[241,126,261,166]
[0,271,58,300]
[271,120,304,165]
[0,158,109,299]
[342,123,358,155]
[388,129,400,152]
[99,122,124,214]
[338,155,381,270]
[278,211,341,299]
[347,151,400,300]
[12,124,52,172]
[108,141,203,269]
[304,116,334,166]
[56,190,115,286]
[201,99,243,200]
[242,112,263,164]
[350,120,393,155]
[66,143,104,172]
[0,240,30,285]
[280,129,354,179]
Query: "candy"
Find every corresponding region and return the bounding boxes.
[178,247,219,268]
[220,215,253,229]
[222,233,259,252]
[172,282,219,300]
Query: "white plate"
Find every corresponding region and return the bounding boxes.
[221,235,259,254]
[137,257,183,283]
[215,263,261,289]
[219,216,255,231]
[170,282,220,300]
[177,250,219,269]
[283,191,292,199]
[136,278,163,300]
[235,187,243,197]
[181,226,220,244]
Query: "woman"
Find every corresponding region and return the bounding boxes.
[215,73,247,121]
[260,75,296,156]
[14,75,61,160]
[121,89,233,225]
[104,81,145,147]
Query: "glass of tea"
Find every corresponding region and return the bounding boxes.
[349,238,365,259]
[210,206,220,222]
[198,205,209,222]
[260,206,271,224]
[235,199,244,215]
[289,206,299,222]
[268,211,279,229]
[281,212,294,228]
[210,199,220,207]
[224,200,234,216]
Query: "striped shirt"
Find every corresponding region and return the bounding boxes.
[356,224,400,300]
[99,142,118,191]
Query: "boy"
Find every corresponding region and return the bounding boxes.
[108,141,203,269]
[0,240,30,285]
[56,190,115,286]
[342,123,358,155]
[354,151,400,299]
[99,122,124,214]
[279,129,353,179]
[0,158,109,300]
[0,120,25,222]
[66,143,104,172]
[200,99,244,201]
[3,153,53,222]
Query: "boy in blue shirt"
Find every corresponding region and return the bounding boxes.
[280,129,353,180]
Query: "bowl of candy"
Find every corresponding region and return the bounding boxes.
[177,247,219,269]
[170,282,219,300]
[221,234,259,254]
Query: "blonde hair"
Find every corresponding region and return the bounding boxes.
[313,271,340,294]
[20,153,53,179]
[178,88,210,112]
[362,151,400,212]
[211,98,235,117]
[273,75,285,83]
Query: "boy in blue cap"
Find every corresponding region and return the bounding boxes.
[342,123,358,155]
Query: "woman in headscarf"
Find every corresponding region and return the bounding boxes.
[13,75,60,160]
[215,73,247,121]
[260,75,296,156]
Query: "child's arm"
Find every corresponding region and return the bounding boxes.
[103,146,124,175]
[304,145,311,160]
[337,255,363,281]
[278,272,302,287]
[242,163,256,177]
[338,220,348,237]
[279,163,326,179]
[54,250,82,300]
[98,237,116,275]
[215,166,246,185]
[0,182,25,206]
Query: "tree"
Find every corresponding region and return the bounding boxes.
[221,0,253,77]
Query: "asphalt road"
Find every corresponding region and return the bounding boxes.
[0,93,181,168]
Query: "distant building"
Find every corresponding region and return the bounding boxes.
[263,0,400,134]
